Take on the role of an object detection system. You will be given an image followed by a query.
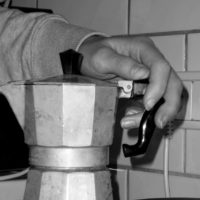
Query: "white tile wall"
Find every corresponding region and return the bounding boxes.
[151,35,185,72]
[188,33,200,71]
[38,0,128,35]
[130,0,200,34]
[170,175,200,198]
[192,81,200,120]
[129,170,200,199]
[129,170,165,199]
[186,129,200,175]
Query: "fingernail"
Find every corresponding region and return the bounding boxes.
[146,99,155,110]
[126,109,136,115]
[121,119,136,129]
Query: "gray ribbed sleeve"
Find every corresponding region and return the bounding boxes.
[0,7,103,85]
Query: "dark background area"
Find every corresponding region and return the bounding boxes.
[0,93,29,171]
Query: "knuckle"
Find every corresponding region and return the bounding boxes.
[136,37,156,50]
[134,36,154,44]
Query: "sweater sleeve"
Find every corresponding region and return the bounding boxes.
[0,6,105,85]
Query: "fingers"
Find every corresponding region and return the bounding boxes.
[144,60,171,110]
[154,71,183,128]
[121,112,143,129]
[79,35,183,131]
[134,39,183,128]
[138,43,171,111]
[121,70,183,130]
[111,38,183,130]
[121,105,144,129]
[105,36,176,113]
[106,42,183,130]
[92,47,150,80]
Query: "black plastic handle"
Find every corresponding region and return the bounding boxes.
[59,49,83,75]
[123,97,165,157]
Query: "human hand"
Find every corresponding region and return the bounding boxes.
[78,35,183,129]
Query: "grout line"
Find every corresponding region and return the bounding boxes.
[185,34,188,71]
[132,29,200,37]
[109,165,200,179]
[126,169,129,200]
[190,81,193,119]
[127,0,131,35]
[184,129,187,173]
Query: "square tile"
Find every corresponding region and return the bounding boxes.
[186,129,200,175]
[130,0,200,34]
[192,81,200,120]
[38,0,128,35]
[188,33,200,71]
[129,170,165,199]
[151,35,185,72]
[129,170,200,199]
[170,175,200,198]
